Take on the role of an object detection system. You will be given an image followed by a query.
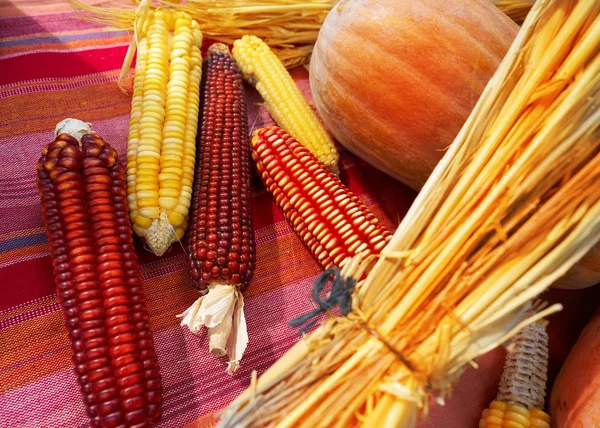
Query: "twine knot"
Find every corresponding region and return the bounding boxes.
[289,268,356,334]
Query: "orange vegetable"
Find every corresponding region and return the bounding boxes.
[309,0,517,190]
[552,243,600,290]
[550,309,600,427]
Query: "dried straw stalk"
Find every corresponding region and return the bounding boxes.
[218,0,600,426]
[493,0,536,24]
[67,0,533,68]
[67,0,336,68]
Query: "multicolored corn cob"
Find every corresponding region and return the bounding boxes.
[37,119,162,427]
[178,44,255,374]
[252,126,391,269]
[479,321,551,428]
[126,9,203,256]
[232,35,340,174]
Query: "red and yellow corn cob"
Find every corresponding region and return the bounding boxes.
[232,35,340,174]
[178,44,255,374]
[252,126,391,269]
[126,9,203,256]
[479,321,551,428]
[37,119,162,427]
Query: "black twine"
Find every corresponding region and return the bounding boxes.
[289,267,356,334]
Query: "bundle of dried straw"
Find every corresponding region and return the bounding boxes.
[70,0,534,68]
[69,0,336,68]
[218,0,600,426]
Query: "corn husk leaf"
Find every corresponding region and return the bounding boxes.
[178,284,248,374]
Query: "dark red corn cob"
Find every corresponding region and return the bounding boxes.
[36,121,162,427]
[180,44,254,374]
[188,43,255,291]
[252,126,392,268]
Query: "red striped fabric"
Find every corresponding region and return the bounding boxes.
[1,1,598,427]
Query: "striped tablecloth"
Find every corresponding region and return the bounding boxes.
[1,1,599,427]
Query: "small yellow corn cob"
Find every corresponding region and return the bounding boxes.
[480,401,551,428]
[479,321,551,428]
[232,35,339,174]
[127,8,203,256]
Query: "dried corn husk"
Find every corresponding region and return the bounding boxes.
[68,0,532,68]
[68,0,336,68]
[218,0,600,426]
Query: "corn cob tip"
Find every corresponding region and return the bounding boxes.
[145,211,177,256]
[54,118,92,143]
[208,42,231,56]
[497,320,549,409]
[178,284,248,374]
[328,160,340,176]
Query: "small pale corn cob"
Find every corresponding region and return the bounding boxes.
[178,44,255,374]
[37,119,162,428]
[232,35,340,174]
[252,126,391,269]
[126,8,203,256]
[479,321,551,428]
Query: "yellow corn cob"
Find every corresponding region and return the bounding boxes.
[232,35,339,174]
[479,401,551,428]
[479,321,551,428]
[127,8,203,256]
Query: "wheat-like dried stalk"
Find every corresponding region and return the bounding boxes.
[218,0,600,426]
[67,0,537,68]
[67,0,336,68]
[493,0,536,23]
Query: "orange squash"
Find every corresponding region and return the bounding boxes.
[550,309,600,427]
[309,0,599,290]
[552,243,600,290]
[309,0,518,190]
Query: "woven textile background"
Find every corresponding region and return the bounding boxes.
[1,1,599,427]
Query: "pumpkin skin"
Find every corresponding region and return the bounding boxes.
[309,0,518,190]
[550,309,600,427]
[552,242,600,289]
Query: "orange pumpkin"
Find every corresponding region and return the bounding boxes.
[550,309,600,427]
[552,243,600,290]
[309,0,599,290]
[309,0,518,190]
